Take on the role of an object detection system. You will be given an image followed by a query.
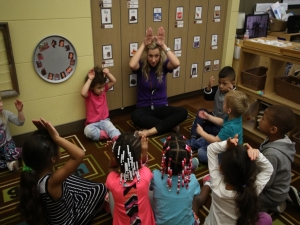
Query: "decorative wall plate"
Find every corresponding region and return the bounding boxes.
[33,35,77,83]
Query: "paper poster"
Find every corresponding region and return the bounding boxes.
[102,45,112,60]
[195,7,202,20]
[214,6,220,18]
[211,35,218,46]
[176,7,183,21]
[129,9,138,23]
[130,74,137,87]
[204,61,211,72]
[193,36,200,48]
[153,7,162,22]
[101,9,112,24]
[213,60,220,71]
[191,64,198,78]
[129,43,138,57]
[173,66,180,78]
[174,38,181,50]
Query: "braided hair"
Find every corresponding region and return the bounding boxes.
[112,133,142,184]
[160,134,192,194]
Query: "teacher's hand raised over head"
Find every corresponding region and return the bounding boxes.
[144,27,154,46]
[155,26,165,47]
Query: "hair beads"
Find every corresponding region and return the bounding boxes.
[161,134,193,194]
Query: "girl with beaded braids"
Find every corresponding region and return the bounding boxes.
[149,133,201,225]
[105,132,156,225]
[201,135,273,225]
[18,118,107,225]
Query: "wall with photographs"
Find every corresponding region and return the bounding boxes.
[0,0,94,136]
[0,0,238,136]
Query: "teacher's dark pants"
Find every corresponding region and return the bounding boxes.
[131,106,188,134]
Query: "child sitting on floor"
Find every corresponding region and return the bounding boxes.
[257,105,297,213]
[81,67,120,142]
[105,133,156,225]
[18,118,107,224]
[190,66,236,139]
[0,95,25,171]
[195,136,273,225]
[150,134,201,225]
[188,90,249,164]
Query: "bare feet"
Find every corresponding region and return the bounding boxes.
[134,128,158,138]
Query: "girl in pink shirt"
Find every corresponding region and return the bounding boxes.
[105,133,156,225]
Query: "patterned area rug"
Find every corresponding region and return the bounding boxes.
[1,106,300,225]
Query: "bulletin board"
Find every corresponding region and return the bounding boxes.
[33,35,77,83]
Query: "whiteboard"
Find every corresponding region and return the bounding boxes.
[282,0,300,5]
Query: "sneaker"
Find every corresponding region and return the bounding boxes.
[191,158,199,172]
[276,201,287,213]
[203,174,211,187]
[289,185,300,211]
[7,160,19,172]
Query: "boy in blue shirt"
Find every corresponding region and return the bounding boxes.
[189,90,249,164]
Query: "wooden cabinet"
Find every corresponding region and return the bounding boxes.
[268,31,300,42]
[237,45,300,164]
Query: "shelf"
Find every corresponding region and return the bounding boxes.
[237,85,300,115]
[243,119,266,143]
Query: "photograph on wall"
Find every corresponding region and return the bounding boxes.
[211,34,218,46]
[191,63,198,78]
[173,66,180,78]
[193,36,200,48]
[213,60,220,71]
[101,8,112,24]
[195,6,202,20]
[214,6,221,19]
[99,0,112,8]
[176,7,183,21]
[204,60,211,72]
[174,38,182,51]
[130,42,138,57]
[129,9,138,24]
[130,74,137,87]
[153,7,162,22]
[102,45,112,60]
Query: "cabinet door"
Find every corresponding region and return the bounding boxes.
[90,0,122,110]
[120,0,146,107]
[167,0,190,97]
[202,0,227,89]
[184,0,208,93]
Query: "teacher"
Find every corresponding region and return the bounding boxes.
[129,27,188,137]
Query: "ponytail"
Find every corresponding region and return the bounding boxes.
[18,171,44,225]
[221,145,259,225]
[235,178,259,225]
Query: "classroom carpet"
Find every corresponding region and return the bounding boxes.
[1,105,300,225]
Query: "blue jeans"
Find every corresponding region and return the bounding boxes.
[190,109,221,139]
[84,118,120,141]
[187,137,210,164]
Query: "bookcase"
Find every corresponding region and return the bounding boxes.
[237,43,300,164]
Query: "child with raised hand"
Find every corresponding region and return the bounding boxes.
[257,105,297,213]
[0,95,25,171]
[18,118,107,225]
[81,67,120,142]
[150,133,201,225]
[190,90,249,164]
[105,133,156,225]
[190,66,236,140]
[202,135,273,225]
